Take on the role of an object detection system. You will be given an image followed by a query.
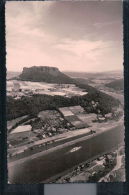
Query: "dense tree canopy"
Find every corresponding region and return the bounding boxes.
[7,90,120,120]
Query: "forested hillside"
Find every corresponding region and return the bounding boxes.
[7,92,120,120]
[105,79,124,91]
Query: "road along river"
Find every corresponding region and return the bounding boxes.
[8,123,124,184]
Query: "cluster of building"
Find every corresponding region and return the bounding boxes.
[8,105,97,158]
[8,109,71,157]
[54,152,117,183]
[8,103,118,160]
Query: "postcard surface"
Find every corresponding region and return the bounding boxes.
[6,1,125,184]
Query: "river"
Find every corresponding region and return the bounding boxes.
[8,123,124,184]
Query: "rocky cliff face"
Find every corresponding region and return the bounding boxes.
[19,66,74,84]
[22,66,59,76]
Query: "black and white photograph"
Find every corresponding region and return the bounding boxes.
[6,1,125,184]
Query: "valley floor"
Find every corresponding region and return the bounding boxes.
[7,72,125,183]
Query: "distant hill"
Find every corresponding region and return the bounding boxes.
[16,66,101,94]
[105,79,124,91]
[74,77,94,85]
[7,71,20,80]
[7,66,121,120]
[64,70,123,80]
[18,66,74,84]
[14,66,122,101]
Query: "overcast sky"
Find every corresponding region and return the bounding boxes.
[6,1,123,72]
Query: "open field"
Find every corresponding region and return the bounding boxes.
[7,115,29,131]
[7,70,124,183]
[7,80,87,98]
[65,70,123,92]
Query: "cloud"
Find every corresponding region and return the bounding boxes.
[6,1,123,72]
[30,1,122,41]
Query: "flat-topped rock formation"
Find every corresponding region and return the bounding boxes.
[18,66,74,84]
